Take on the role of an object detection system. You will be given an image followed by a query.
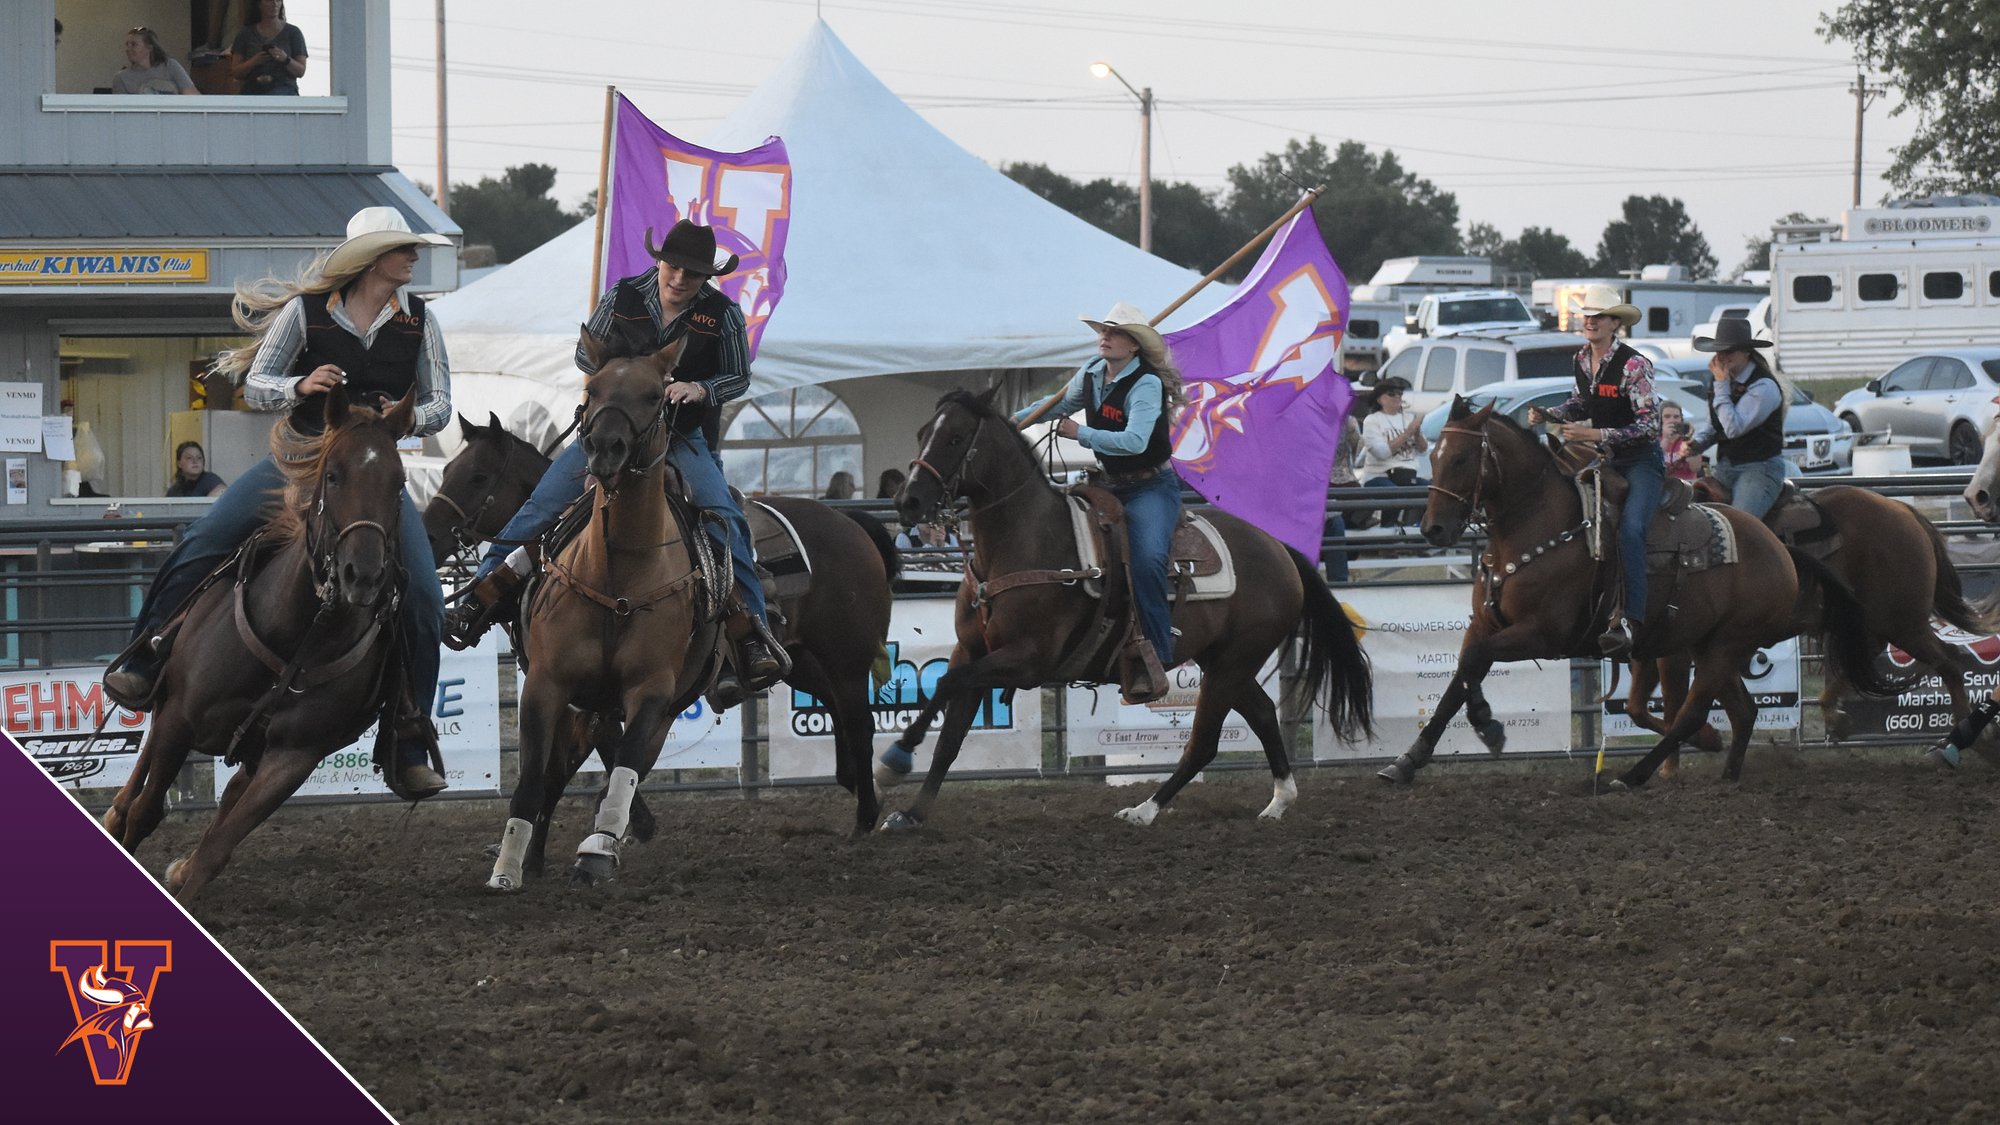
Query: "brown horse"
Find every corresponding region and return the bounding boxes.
[486,336,727,890]
[429,414,899,837]
[880,389,1374,830]
[1379,400,1897,790]
[102,388,418,901]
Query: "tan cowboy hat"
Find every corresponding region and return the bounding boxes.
[1081,301,1168,365]
[1573,283,1640,327]
[324,206,451,278]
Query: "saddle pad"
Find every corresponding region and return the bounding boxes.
[1644,503,1737,577]
[747,500,812,602]
[1064,494,1235,602]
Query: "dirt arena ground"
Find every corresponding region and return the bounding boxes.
[143,750,2000,1124]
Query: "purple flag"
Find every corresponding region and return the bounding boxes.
[1165,209,1353,558]
[604,93,792,357]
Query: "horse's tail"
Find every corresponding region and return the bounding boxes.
[1791,546,1914,698]
[842,509,902,582]
[1916,510,1987,633]
[1284,545,1374,742]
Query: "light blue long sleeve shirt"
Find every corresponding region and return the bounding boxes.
[1012,357,1163,457]
[1691,366,1784,454]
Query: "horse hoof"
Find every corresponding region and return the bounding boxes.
[1376,759,1415,785]
[878,742,914,775]
[1608,776,1642,793]
[571,853,617,886]
[1475,720,1507,756]
[486,871,525,893]
[1691,726,1724,755]
[164,857,189,893]
[1923,743,1960,770]
[1115,799,1161,826]
[878,811,921,833]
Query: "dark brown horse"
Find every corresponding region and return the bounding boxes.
[1379,400,1896,790]
[487,336,721,890]
[429,414,899,838]
[881,389,1374,830]
[102,389,419,901]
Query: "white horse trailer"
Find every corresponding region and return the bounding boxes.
[1769,203,2000,384]
[1533,270,1766,358]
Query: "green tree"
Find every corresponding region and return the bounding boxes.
[1735,211,1829,278]
[1594,195,1717,279]
[1507,226,1594,279]
[1226,138,1463,283]
[1465,221,1507,259]
[445,163,590,263]
[1002,163,1246,275]
[1821,1,2000,196]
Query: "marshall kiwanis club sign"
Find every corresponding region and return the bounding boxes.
[0,248,212,284]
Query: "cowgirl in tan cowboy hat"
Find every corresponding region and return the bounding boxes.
[1526,283,1663,659]
[1013,302,1188,702]
[105,206,455,799]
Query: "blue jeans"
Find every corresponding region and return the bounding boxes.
[1714,456,1788,520]
[1364,473,1428,527]
[132,456,443,746]
[1610,446,1666,623]
[1322,510,1349,583]
[480,428,765,620]
[1112,467,1182,665]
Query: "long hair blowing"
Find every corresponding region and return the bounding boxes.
[211,251,370,382]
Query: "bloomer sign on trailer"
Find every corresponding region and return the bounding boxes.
[1314,584,1571,760]
[1839,623,2000,739]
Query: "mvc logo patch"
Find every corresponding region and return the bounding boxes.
[50,940,172,1085]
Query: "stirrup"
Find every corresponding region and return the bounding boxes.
[1597,619,1634,660]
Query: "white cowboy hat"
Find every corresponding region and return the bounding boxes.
[324,206,451,278]
[1080,301,1169,365]
[1572,283,1641,327]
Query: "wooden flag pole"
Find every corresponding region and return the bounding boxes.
[588,85,617,310]
[1016,187,1323,431]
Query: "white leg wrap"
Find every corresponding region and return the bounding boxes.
[1115,798,1161,826]
[1259,775,1299,821]
[593,766,639,839]
[487,817,532,891]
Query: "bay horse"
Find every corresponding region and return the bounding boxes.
[428,413,899,838]
[487,335,726,890]
[1378,399,1897,790]
[881,388,1374,829]
[102,388,419,901]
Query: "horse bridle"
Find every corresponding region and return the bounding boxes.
[302,428,399,605]
[578,393,674,484]
[431,433,534,554]
[1426,418,1502,519]
[907,406,988,516]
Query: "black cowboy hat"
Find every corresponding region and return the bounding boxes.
[1692,317,1772,353]
[1365,376,1412,409]
[644,219,739,277]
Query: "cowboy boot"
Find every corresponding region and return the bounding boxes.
[1925,696,2000,769]
[740,612,792,693]
[1597,599,1634,661]
[103,624,179,712]
[391,713,448,800]
[444,555,529,650]
[1119,636,1170,706]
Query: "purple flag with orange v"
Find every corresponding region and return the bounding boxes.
[1165,209,1353,558]
[603,93,792,357]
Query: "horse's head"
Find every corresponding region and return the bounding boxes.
[898,387,1007,525]
[577,329,687,489]
[1421,397,1505,548]
[293,386,414,607]
[425,412,549,566]
[1967,414,2000,522]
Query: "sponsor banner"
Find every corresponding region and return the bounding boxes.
[3,669,152,790]
[216,635,504,799]
[1314,584,1571,760]
[1,734,395,1121]
[1840,623,2000,739]
[0,248,211,285]
[768,598,1041,779]
[513,668,743,775]
[1064,656,1280,782]
[1600,639,1801,737]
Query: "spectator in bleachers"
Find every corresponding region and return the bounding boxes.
[113,27,198,95]
[875,468,906,499]
[1359,377,1428,527]
[231,0,307,95]
[165,441,227,498]
[822,470,857,500]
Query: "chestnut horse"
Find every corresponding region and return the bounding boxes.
[103,389,419,901]
[1379,400,1896,790]
[881,389,1374,829]
[426,414,899,837]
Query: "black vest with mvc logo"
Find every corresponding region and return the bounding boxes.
[1084,360,1173,475]
[608,279,735,439]
[1577,342,1646,454]
[1709,363,1785,464]
[288,290,426,435]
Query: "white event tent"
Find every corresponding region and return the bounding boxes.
[430,21,1227,487]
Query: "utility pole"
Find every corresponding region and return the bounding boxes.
[1849,70,1884,208]
[1137,85,1153,253]
[436,0,452,213]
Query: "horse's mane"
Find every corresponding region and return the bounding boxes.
[264,406,398,548]
[936,390,1041,465]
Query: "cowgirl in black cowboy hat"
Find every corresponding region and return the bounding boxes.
[1687,317,1787,519]
[457,219,789,702]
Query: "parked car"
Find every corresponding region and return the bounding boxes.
[1372,329,1587,417]
[1652,356,1854,473]
[1831,347,2000,464]
[1417,373,1852,475]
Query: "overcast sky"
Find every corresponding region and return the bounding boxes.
[339,0,1911,277]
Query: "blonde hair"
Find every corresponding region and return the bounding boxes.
[211,249,371,382]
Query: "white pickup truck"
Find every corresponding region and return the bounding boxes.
[1381,290,1542,362]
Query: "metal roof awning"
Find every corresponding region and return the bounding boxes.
[0,167,459,242]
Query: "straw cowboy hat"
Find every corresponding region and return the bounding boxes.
[645,219,739,276]
[1081,302,1169,366]
[324,207,450,278]
[1572,283,1641,327]
[1692,316,1773,353]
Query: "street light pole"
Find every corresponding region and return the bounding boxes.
[1091,61,1153,252]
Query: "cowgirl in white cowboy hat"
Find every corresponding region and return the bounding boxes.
[1526,283,1663,659]
[105,206,455,799]
[1687,317,1787,519]
[1013,302,1188,703]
